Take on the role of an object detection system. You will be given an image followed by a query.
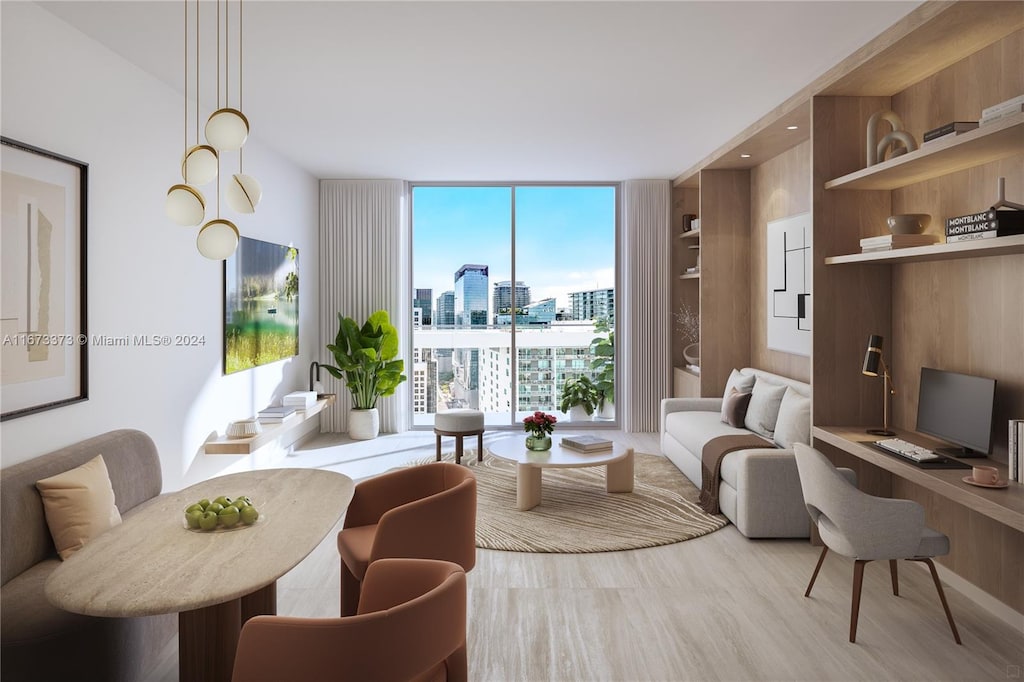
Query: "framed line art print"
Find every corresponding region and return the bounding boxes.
[1,137,88,420]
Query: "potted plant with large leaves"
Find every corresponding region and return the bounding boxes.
[322,310,406,440]
[558,375,600,421]
[590,317,615,419]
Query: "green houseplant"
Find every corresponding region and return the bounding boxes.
[322,310,406,439]
[590,317,614,416]
[558,375,600,419]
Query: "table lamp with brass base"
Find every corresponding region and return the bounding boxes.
[863,334,896,436]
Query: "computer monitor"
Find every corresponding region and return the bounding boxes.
[916,367,996,458]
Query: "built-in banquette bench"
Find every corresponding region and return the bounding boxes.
[0,429,176,682]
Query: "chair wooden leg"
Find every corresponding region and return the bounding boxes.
[340,561,361,617]
[477,432,484,462]
[914,558,962,645]
[436,433,442,462]
[850,560,868,643]
[805,546,829,597]
[455,435,464,465]
[889,560,899,596]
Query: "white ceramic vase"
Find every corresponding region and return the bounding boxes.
[598,402,615,420]
[348,408,380,440]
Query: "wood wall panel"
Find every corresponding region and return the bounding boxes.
[749,140,812,383]
[670,187,700,370]
[699,170,751,397]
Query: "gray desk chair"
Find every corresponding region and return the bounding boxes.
[793,443,961,644]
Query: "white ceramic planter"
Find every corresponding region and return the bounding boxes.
[568,405,591,422]
[598,402,615,420]
[348,408,380,440]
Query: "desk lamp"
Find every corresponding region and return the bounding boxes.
[862,335,896,436]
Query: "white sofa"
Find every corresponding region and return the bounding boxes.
[660,368,811,538]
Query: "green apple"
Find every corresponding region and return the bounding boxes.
[213,496,232,507]
[218,506,240,528]
[185,509,203,529]
[185,503,204,514]
[198,510,219,531]
[234,495,252,507]
[197,498,210,510]
[240,505,259,525]
[205,502,224,514]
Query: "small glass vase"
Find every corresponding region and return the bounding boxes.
[525,434,552,451]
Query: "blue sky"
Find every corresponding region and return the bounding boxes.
[412,185,616,313]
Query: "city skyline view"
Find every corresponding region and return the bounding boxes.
[412,185,616,317]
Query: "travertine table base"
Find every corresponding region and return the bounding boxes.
[46,468,354,682]
[488,435,634,511]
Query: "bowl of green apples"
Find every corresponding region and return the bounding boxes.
[183,495,261,532]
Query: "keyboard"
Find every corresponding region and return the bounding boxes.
[874,438,942,462]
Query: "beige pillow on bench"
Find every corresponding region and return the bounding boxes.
[36,454,122,560]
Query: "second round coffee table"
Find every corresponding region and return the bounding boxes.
[486,434,634,510]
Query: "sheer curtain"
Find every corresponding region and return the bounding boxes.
[620,180,671,432]
[319,179,411,434]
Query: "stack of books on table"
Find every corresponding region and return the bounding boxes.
[560,435,614,453]
[1009,420,1024,483]
[257,406,297,424]
[860,234,939,253]
[945,209,1024,243]
[684,266,700,275]
[921,121,978,146]
[979,94,1024,126]
[283,391,317,410]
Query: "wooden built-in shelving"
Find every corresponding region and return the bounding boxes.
[678,273,701,280]
[825,234,1024,265]
[678,228,701,239]
[824,114,1023,191]
[205,395,335,455]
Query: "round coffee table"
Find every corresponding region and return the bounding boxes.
[486,434,634,511]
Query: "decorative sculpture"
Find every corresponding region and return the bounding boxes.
[866,110,918,166]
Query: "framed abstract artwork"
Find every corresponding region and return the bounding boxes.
[223,236,299,374]
[1,138,88,420]
[766,212,812,357]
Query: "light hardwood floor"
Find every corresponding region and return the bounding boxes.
[145,430,1024,681]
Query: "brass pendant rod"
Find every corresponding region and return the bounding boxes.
[239,0,244,173]
[195,0,200,144]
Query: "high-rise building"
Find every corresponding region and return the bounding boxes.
[492,280,530,320]
[436,290,455,327]
[413,288,432,326]
[569,288,615,321]
[454,264,488,328]
[411,346,437,414]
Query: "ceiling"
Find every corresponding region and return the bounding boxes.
[39,1,922,181]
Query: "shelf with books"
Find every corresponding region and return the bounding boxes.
[205,395,336,455]
[824,113,1023,191]
[825,234,1024,266]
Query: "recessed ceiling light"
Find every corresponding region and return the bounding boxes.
[787,125,799,130]
[740,153,751,158]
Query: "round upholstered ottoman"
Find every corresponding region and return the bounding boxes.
[434,409,485,465]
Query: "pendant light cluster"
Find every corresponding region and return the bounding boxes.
[165,0,262,260]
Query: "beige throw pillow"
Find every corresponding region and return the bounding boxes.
[35,454,122,560]
[773,387,812,449]
[743,380,788,438]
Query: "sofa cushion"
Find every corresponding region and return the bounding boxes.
[720,370,756,422]
[744,380,787,438]
[773,387,811,449]
[664,411,751,460]
[721,388,752,428]
[35,455,122,560]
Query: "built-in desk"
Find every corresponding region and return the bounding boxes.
[812,426,1024,614]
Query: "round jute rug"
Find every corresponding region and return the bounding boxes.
[412,452,727,553]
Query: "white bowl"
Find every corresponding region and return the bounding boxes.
[887,213,931,235]
[226,419,263,438]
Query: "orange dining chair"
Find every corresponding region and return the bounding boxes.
[337,462,476,616]
[232,558,467,682]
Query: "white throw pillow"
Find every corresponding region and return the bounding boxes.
[773,387,811,449]
[744,380,787,438]
[721,369,756,422]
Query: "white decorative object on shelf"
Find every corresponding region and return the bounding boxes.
[226,419,262,438]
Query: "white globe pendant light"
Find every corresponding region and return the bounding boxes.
[225,173,262,214]
[182,144,219,185]
[197,219,240,260]
[165,184,206,226]
[206,108,249,151]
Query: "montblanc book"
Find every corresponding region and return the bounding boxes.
[946,210,1024,239]
[980,94,1024,119]
[922,121,978,142]
[560,435,614,452]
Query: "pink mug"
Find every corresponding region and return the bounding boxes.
[971,465,999,485]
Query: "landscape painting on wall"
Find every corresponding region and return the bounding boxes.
[224,237,299,374]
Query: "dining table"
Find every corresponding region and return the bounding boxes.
[45,467,354,682]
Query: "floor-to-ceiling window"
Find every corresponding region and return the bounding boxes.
[411,184,617,428]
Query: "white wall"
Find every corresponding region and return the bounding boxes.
[1,2,320,491]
